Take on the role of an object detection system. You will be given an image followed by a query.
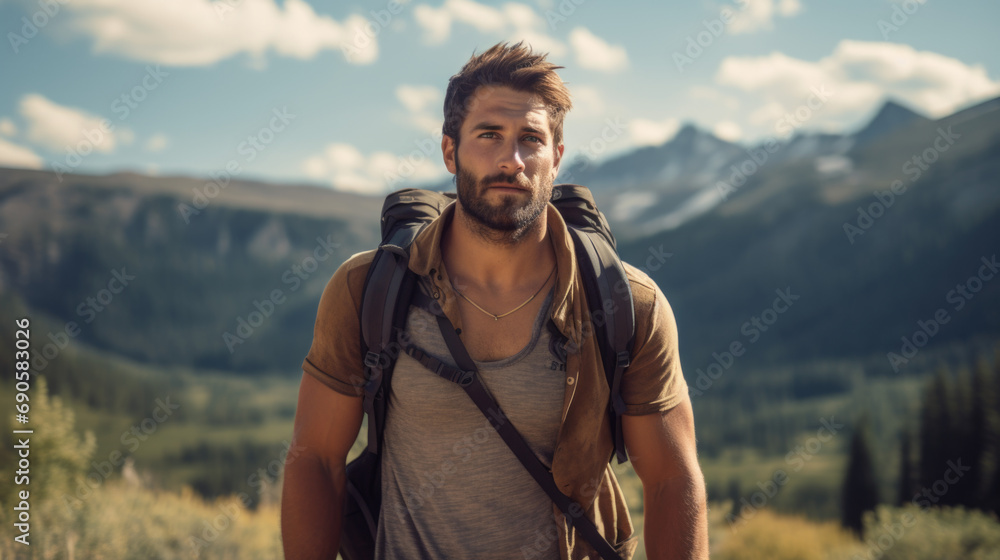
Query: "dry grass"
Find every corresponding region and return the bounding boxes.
[713,507,864,560]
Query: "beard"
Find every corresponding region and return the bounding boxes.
[454,153,553,246]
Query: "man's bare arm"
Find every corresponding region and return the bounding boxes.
[623,395,708,560]
[281,372,364,559]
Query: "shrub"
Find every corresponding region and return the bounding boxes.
[857,505,1000,560]
[0,377,283,559]
[714,509,863,560]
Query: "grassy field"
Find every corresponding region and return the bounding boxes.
[2,334,997,558]
[3,372,1000,559]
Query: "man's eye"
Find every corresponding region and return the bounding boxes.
[523,135,542,143]
[479,131,497,138]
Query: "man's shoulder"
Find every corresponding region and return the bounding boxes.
[621,261,666,307]
[324,249,379,307]
[621,261,657,290]
[338,249,378,273]
[618,260,680,339]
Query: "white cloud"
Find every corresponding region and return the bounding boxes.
[411,0,568,57]
[516,29,569,58]
[715,40,1000,135]
[0,138,43,169]
[118,128,135,146]
[302,155,328,178]
[325,143,366,169]
[58,0,378,67]
[502,3,567,56]
[303,142,446,194]
[396,84,443,135]
[728,0,802,35]
[502,3,542,30]
[712,120,743,142]
[570,85,606,117]
[0,118,17,137]
[396,85,441,113]
[145,133,169,152]
[688,86,741,111]
[445,0,507,33]
[747,101,786,126]
[568,27,628,73]
[413,0,502,43]
[19,94,123,154]
[778,0,802,17]
[413,4,452,44]
[628,117,680,147]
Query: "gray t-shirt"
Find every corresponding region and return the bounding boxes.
[375,285,565,560]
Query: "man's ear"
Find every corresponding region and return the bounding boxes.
[551,143,565,181]
[442,134,457,175]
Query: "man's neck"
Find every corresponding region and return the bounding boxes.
[441,203,556,294]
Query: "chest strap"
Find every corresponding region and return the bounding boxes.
[404,286,624,560]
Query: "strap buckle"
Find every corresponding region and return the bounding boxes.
[445,368,475,387]
[452,370,476,387]
[364,351,382,369]
[616,350,630,369]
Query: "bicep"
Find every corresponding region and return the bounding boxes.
[289,371,364,473]
[622,395,700,486]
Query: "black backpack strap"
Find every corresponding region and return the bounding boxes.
[358,184,635,466]
[358,188,454,454]
[358,249,414,454]
[408,289,624,560]
[552,184,636,464]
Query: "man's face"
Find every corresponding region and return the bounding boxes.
[442,85,564,243]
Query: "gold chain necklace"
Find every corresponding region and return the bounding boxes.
[452,265,556,321]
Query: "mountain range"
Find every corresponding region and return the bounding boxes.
[558,97,942,240]
[1,95,997,378]
[619,95,1000,371]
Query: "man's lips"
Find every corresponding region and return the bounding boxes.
[488,183,528,191]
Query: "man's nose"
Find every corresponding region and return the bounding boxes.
[498,141,525,175]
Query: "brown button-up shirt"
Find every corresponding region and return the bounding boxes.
[303,200,688,559]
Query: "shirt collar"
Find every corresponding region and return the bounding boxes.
[407,200,580,342]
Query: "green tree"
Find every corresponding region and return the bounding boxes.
[727,477,742,521]
[841,419,879,538]
[968,357,996,509]
[0,376,96,554]
[953,367,977,507]
[987,350,1000,515]
[896,427,916,506]
[919,368,954,497]
[0,376,95,508]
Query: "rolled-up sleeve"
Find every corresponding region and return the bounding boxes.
[301,250,375,397]
[619,265,688,415]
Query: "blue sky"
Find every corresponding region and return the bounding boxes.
[1,0,998,193]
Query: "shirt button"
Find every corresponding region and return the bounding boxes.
[567,377,575,385]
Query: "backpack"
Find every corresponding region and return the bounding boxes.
[340,184,636,560]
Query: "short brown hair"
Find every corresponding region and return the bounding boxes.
[442,41,572,147]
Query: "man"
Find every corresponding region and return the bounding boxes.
[282,41,708,559]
